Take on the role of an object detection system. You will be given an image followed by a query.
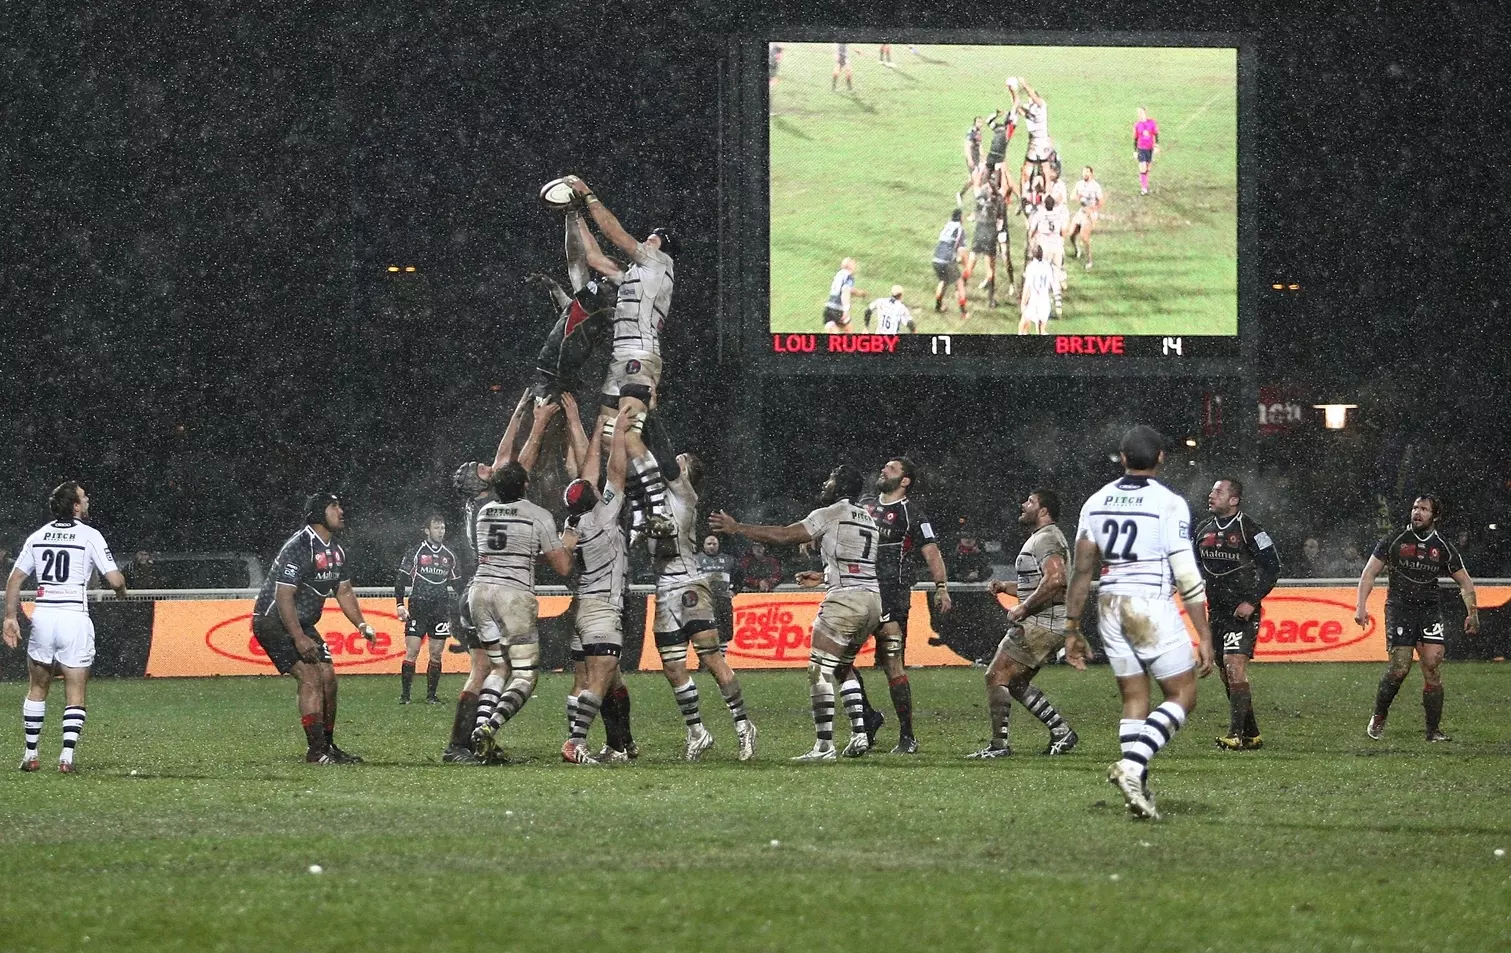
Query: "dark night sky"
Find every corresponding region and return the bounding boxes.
[2,1,1507,577]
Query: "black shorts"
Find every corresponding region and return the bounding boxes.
[879,584,911,630]
[971,230,998,256]
[404,604,451,642]
[1137,147,1154,164]
[1385,601,1444,649]
[823,305,849,328]
[1207,601,1259,657]
[252,618,331,675]
[933,260,960,284]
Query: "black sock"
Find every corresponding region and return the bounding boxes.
[888,675,914,738]
[1228,682,1253,737]
[1423,685,1444,732]
[426,663,442,699]
[451,691,479,746]
[400,661,415,698]
[1374,673,1405,720]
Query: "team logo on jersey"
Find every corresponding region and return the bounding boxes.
[283,565,298,579]
[885,513,896,522]
[315,552,330,570]
[1227,534,1240,546]
[1178,521,1190,540]
[1429,548,1440,560]
[420,555,433,566]
[1399,544,1414,558]
[626,359,642,374]
[681,590,699,608]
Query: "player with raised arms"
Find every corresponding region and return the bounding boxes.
[1013,78,1057,197]
[1063,426,1214,821]
[4,482,128,773]
[628,415,757,761]
[711,465,881,762]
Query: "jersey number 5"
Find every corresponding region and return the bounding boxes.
[1100,519,1139,561]
[39,549,71,583]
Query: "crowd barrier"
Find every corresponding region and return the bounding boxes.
[4,582,1506,679]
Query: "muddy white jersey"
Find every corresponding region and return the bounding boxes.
[1029,208,1064,244]
[611,241,674,360]
[14,520,118,613]
[473,498,561,593]
[801,499,880,593]
[1075,475,1192,599]
[1023,100,1051,145]
[1023,258,1055,302]
[571,483,627,610]
[651,474,706,590]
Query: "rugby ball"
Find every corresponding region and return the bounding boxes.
[1005,75,1019,90]
[539,177,578,210]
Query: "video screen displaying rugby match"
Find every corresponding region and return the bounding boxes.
[766,40,1239,362]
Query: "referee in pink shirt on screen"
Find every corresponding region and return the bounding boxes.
[1134,106,1161,195]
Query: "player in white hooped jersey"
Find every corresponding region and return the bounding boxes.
[3,482,127,773]
[557,407,636,764]
[1015,79,1057,189]
[864,285,915,335]
[1028,196,1068,315]
[625,415,757,761]
[1068,166,1104,269]
[469,456,574,760]
[711,465,882,762]
[1063,426,1214,821]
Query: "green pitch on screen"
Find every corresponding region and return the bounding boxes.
[770,43,1238,337]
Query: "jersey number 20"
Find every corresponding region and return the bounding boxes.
[39,549,71,583]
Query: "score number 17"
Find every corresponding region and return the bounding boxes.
[931,335,952,355]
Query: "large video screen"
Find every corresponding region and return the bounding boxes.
[758,37,1244,371]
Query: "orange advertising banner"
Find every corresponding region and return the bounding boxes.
[147,597,574,677]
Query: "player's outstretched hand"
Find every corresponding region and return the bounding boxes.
[512,388,532,420]
[2,617,19,649]
[795,571,824,589]
[565,175,590,194]
[533,399,561,424]
[1353,607,1369,628]
[934,588,953,614]
[708,510,738,535]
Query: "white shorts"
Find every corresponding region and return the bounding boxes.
[812,589,883,652]
[603,353,662,401]
[1023,298,1051,324]
[1026,138,1056,162]
[27,609,96,669]
[469,585,538,645]
[1096,594,1195,680]
[654,580,716,639]
[574,596,624,650]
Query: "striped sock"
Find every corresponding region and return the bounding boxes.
[22,699,45,759]
[1019,684,1068,733]
[810,681,836,743]
[494,675,533,727]
[572,691,601,742]
[1121,702,1187,779]
[839,679,867,734]
[474,675,504,734]
[566,693,580,736]
[1119,718,1144,759]
[988,684,1012,748]
[60,706,87,765]
[673,680,703,727]
[719,679,750,727]
[633,454,669,522]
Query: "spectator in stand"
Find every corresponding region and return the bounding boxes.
[1331,540,1366,578]
[952,529,992,584]
[0,549,13,582]
[1298,537,1328,578]
[736,541,783,593]
[123,550,161,590]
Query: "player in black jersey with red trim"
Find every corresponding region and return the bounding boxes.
[1193,478,1281,751]
[1356,495,1479,742]
[251,493,379,764]
[394,514,460,705]
[849,457,951,753]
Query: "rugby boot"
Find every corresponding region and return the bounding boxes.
[1215,735,1246,751]
[58,761,77,774]
[442,743,479,764]
[328,744,364,764]
[1366,714,1386,740]
[840,733,871,758]
[1108,762,1159,821]
[596,745,632,764]
[891,735,920,755]
[1242,735,1265,750]
[736,721,759,762]
[1043,727,1079,755]
[863,708,886,747]
[1425,729,1451,743]
[561,740,598,765]
[966,743,1012,759]
[792,743,838,763]
[684,725,715,762]
[18,756,40,772]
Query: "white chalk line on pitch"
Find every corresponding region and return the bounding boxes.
[1177,91,1227,137]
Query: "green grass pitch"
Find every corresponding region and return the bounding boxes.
[769,43,1238,336]
[2,664,1508,951]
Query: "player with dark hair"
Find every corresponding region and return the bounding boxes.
[983,99,1019,195]
[468,401,575,760]
[1357,495,1478,742]
[443,392,543,763]
[1064,426,1214,820]
[932,209,968,317]
[970,488,1078,758]
[525,208,619,406]
[711,465,881,761]
[852,457,950,754]
[4,482,127,773]
[628,414,757,761]
[564,175,678,541]
[1194,478,1281,751]
[250,492,379,764]
[1067,166,1104,269]
[963,182,1010,309]
[395,514,460,705]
